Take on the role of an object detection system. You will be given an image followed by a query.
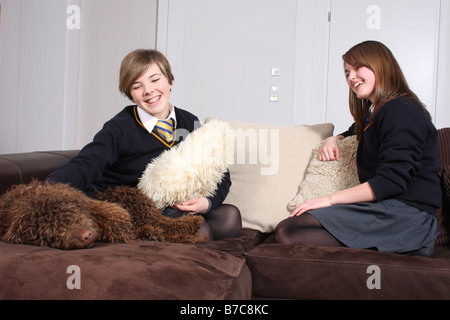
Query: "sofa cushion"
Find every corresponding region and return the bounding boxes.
[436,166,450,246]
[245,243,450,300]
[198,228,268,257]
[437,128,450,245]
[206,118,334,233]
[443,166,450,200]
[0,241,251,300]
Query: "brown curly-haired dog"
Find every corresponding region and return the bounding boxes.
[96,186,206,244]
[0,180,206,250]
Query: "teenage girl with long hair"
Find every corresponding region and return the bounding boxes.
[275,41,441,256]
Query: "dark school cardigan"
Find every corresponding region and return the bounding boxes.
[340,97,442,215]
[47,105,231,211]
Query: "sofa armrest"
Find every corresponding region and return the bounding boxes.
[0,150,79,195]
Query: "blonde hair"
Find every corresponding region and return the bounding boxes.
[119,49,174,101]
[342,41,428,139]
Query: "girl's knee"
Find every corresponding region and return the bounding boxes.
[274,219,291,244]
[206,204,242,240]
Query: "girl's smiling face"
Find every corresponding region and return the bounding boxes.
[345,63,376,102]
[130,63,173,119]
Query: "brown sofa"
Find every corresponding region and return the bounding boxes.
[0,151,254,300]
[0,128,449,300]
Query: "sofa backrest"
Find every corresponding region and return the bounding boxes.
[0,150,79,195]
[437,128,450,245]
[0,129,449,244]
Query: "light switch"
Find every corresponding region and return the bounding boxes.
[270,67,280,77]
[270,85,279,102]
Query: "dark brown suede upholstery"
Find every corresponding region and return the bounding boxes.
[0,151,79,195]
[245,243,450,300]
[0,150,252,300]
[242,127,450,300]
[0,241,251,300]
[1,128,450,299]
[437,127,450,245]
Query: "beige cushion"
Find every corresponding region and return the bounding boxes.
[206,118,334,233]
[288,135,359,210]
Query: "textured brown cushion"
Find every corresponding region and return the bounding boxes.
[443,166,450,198]
[436,165,450,245]
[437,128,450,246]
[245,243,450,300]
[0,241,251,300]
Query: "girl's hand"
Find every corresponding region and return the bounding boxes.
[319,136,343,161]
[289,183,376,217]
[289,196,333,217]
[172,197,210,215]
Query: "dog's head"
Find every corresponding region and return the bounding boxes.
[59,218,100,249]
[4,210,100,250]
[1,180,101,249]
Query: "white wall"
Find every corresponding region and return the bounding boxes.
[292,0,330,125]
[1,0,450,154]
[326,0,441,134]
[436,0,450,130]
[162,0,450,134]
[0,0,80,153]
[160,0,298,125]
[0,0,21,153]
[0,0,157,154]
[77,0,157,146]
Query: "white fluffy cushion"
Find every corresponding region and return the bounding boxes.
[206,118,334,233]
[138,119,234,209]
[287,135,360,210]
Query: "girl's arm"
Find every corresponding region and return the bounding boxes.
[290,182,375,217]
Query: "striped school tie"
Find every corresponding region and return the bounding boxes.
[154,119,174,143]
[364,105,374,131]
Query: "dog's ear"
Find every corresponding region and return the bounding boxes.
[88,200,135,243]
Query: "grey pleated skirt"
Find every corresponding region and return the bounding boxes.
[309,199,440,256]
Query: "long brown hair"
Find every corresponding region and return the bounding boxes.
[342,41,429,139]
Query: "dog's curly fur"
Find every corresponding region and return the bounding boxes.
[0,180,206,250]
[96,186,206,243]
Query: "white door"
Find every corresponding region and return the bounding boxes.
[326,0,441,135]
